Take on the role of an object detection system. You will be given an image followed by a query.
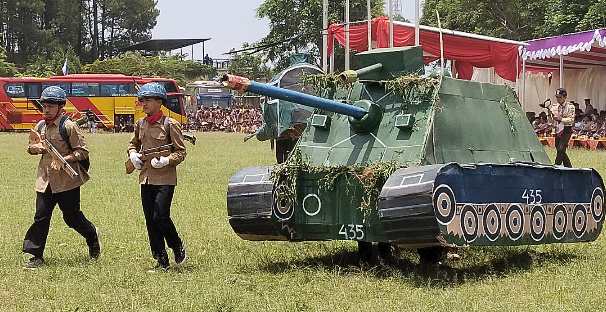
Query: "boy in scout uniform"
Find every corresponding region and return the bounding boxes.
[24,86,100,269]
[127,82,187,270]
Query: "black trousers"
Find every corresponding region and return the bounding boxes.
[555,126,573,168]
[141,184,182,259]
[275,137,298,164]
[23,186,97,258]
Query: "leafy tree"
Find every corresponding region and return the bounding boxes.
[534,0,594,38]
[1,0,48,65]
[0,0,159,66]
[421,0,601,41]
[93,0,159,60]
[256,0,385,71]
[578,1,606,30]
[0,34,17,77]
[82,52,215,86]
[227,43,271,82]
[42,0,86,57]
[421,0,547,41]
[19,45,82,77]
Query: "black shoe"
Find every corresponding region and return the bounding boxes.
[88,226,101,259]
[155,252,170,271]
[23,257,44,269]
[173,242,187,266]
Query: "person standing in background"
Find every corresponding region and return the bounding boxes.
[86,108,97,134]
[584,98,594,116]
[547,88,575,167]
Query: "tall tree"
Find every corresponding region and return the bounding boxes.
[0,34,18,77]
[85,0,158,61]
[19,45,82,77]
[256,0,385,71]
[82,52,215,86]
[1,0,47,65]
[421,0,599,41]
[101,0,159,59]
[538,0,595,37]
[227,43,271,81]
[0,0,159,67]
[578,1,606,31]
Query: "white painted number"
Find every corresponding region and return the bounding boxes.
[356,224,365,240]
[522,189,543,204]
[339,224,365,240]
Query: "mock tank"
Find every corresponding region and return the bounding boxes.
[222,46,604,263]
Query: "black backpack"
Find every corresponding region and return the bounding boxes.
[37,116,90,172]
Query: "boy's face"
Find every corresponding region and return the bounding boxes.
[42,102,61,120]
[139,97,163,116]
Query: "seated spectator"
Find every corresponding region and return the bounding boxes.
[590,115,603,139]
[591,114,601,132]
[579,115,594,137]
[186,106,262,134]
[533,116,552,137]
[573,113,585,136]
[596,121,606,138]
[526,112,536,124]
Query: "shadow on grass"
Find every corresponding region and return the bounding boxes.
[250,245,580,288]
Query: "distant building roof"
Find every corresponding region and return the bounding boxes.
[122,39,210,52]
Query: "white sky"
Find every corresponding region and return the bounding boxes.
[152,0,418,61]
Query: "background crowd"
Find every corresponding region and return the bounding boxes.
[528,99,606,140]
[184,108,262,133]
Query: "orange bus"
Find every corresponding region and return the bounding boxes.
[0,74,186,130]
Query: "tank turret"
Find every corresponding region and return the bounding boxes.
[224,46,604,263]
[248,54,323,163]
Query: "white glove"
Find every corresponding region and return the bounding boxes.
[129,152,143,170]
[151,156,170,169]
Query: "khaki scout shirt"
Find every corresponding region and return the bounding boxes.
[127,115,186,185]
[28,114,90,193]
[548,101,575,127]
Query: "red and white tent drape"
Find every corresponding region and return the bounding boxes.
[327,16,522,82]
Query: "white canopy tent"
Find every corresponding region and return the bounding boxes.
[520,29,606,113]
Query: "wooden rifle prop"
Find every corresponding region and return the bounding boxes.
[28,129,79,178]
[125,134,195,174]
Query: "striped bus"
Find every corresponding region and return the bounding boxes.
[0,74,186,130]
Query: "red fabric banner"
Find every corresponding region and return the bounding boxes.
[328,16,521,82]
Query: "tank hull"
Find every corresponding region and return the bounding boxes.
[380,163,604,247]
[227,163,604,247]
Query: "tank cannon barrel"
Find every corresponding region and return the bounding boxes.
[338,63,383,84]
[220,74,367,119]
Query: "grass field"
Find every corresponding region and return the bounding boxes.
[1,131,605,312]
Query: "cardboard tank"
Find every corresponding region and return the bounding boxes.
[249,54,323,163]
[222,46,604,263]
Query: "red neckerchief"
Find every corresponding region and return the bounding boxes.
[145,111,163,124]
[44,115,60,124]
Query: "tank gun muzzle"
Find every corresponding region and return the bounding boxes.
[338,63,383,84]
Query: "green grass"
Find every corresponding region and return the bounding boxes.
[1,131,605,311]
